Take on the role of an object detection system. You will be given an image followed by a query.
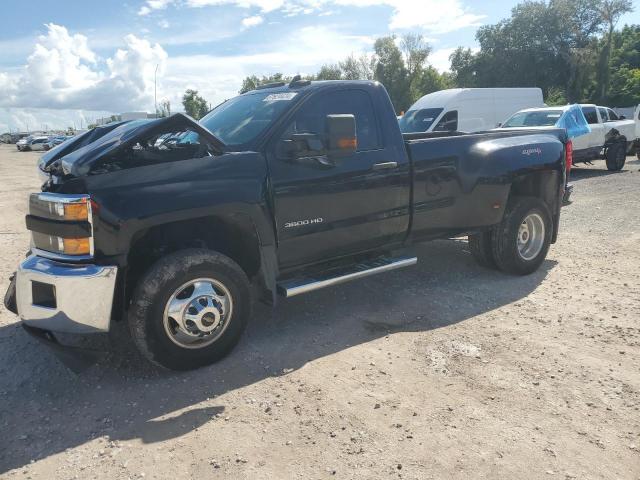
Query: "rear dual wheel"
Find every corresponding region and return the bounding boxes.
[469,197,552,275]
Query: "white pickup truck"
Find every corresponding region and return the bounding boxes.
[501,104,639,171]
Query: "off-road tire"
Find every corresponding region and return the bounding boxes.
[468,231,497,269]
[605,142,626,171]
[491,197,552,276]
[128,249,251,370]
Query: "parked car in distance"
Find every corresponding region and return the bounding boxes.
[16,135,34,151]
[500,104,638,171]
[5,80,570,371]
[399,88,544,134]
[24,136,51,152]
[44,135,70,150]
[16,134,47,151]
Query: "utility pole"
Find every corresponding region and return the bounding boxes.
[154,63,159,117]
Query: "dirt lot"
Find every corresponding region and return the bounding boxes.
[0,143,638,479]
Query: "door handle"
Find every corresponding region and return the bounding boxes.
[372,161,398,171]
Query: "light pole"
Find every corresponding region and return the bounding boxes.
[154,63,159,117]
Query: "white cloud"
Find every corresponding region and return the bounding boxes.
[429,48,456,73]
[136,0,484,32]
[429,46,480,72]
[138,0,173,15]
[0,21,374,130]
[0,0,484,130]
[186,0,285,12]
[0,108,112,133]
[331,0,485,33]
[242,15,264,27]
[0,24,167,112]
[161,25,375,109]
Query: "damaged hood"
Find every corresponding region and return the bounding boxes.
[40,113,225,178]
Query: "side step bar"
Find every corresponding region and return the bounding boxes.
[277,255,417,298]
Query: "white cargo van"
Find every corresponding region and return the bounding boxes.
[399,88,544,134]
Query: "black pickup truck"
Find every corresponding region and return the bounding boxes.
[4,79,570,370]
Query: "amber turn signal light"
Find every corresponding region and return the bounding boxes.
[63,202,90,221]
[338,137,357,149]
[62,237,91,256]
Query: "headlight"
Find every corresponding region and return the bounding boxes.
[28,193,94,258]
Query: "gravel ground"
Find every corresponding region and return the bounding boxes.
[0,143,639,479]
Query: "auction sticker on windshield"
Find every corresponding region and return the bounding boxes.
[264,92,298,102]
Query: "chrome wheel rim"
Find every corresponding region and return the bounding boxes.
[163,278,233,349]
[517,213,545,261]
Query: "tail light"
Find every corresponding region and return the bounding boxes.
[565,140,573,173]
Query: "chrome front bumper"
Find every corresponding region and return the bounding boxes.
[15,255,118,334]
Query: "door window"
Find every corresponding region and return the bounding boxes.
[606,109,619,121]
[598,107,609,122]
[281,90,381,151]
[433,111,458,132]
[581,106,599,124]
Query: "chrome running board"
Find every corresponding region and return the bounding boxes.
[277,255,417,298]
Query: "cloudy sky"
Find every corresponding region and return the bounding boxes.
[1,0,639,132]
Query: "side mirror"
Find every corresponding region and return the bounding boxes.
[619,115,626,120]
[326,114,357,158]
[496,122,502,127]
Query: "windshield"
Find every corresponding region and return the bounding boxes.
[503,110,564,128]
[398,108,443,133]
[200,91,298,146]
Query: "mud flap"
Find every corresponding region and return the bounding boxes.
[22,325,106,374]
[563,183,574,205]
[3,273,17,315]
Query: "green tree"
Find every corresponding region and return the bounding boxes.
[608,66,640,105]
[596,0,634,101]
[607,24,640,104]
[401,33,431,81]
[239,73,293,94]
[449,47,478,87]
[447,0,612,101]
[547,0,607,101]
[410,66,453,106]
[315,64,342,80]
[158,99,171,117]
[373,36,411,112]
[545,86,568,105]
[339,54,375,80]
[182,89,209,119]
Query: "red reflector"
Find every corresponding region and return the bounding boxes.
[90,198,100,214]
[565,141,573,173]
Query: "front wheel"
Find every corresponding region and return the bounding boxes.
[128,249,251,370]
[491,197,552,275]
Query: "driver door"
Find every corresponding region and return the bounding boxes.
[266,88,410,269]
